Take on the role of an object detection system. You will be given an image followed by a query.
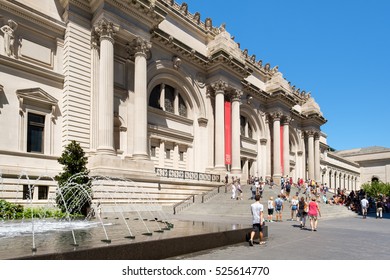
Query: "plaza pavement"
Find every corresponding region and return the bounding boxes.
[168,184,390,260]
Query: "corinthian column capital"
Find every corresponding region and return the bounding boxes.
[270,111,283,121]
[283,116,292,125]
[129,36,152,58]
[210,80,228,92]
[231,89,243,102]
[94,18,119,43]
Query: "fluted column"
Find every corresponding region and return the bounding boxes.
[314,133,321,182]
[132,37,152,160]
[283,116,291,177]
[272,112,282,182]
[90,30,100,151]
[231,90,242,174]
[95,19,118,155]
[265,116,272,179]
[260,138,267,179]
[307,130,315,180]
[212,81,227,171]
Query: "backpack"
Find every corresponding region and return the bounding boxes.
[275,198,283,209]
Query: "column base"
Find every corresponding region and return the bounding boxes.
[272,174,282,186]
[96,146,116,156]
[88,154,156,180]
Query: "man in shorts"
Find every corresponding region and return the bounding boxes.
[249,194,265,246]
[361,196,369,219]
[274,194,284,222]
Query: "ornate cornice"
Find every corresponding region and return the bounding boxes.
[0,1,65,34]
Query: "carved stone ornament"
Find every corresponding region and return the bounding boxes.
[193,12,201,24]
[180,3,188,15]
[94,19,119,43]
[270,111,283,121]
[211,80,228,92]
[1,19,18,57]
[172,56,181,70]
[283,116,292,125]
[231,89,242,102]
[195,72,206,88]
[131,36,152,58]
[205,18,212,31]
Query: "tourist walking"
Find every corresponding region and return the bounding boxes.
[289,195,299,221]
[267,196,275,222]
[231,182,236,199]
[308,197,321,231]
[274,194,284,222]
[376,197,383,219]
[249,194,265,246]
[298,196,308,229]
[361,196,369,219]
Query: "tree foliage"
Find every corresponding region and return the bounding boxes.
[55,140,91,216]
[361,181,390,198]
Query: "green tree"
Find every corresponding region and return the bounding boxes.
[55,140,92,216]
[362,181,390,198]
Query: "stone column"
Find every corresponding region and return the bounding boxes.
[90,30,99,151]
[314,133,321,182]
[282,116,291,177]
[307,130,315,181]
[132,37,152,160]
[271,112,282,183]
[265,116,272,179]
[212,80,227,171]
[231,90,242,174]
[260,138,267,179]
[95,19,118,155]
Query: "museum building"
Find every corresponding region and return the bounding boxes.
[0,0,364,205]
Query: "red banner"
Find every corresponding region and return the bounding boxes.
[224,101,232,165]
[280,125,284,175]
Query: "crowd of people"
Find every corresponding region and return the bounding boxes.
[224,174,389,247]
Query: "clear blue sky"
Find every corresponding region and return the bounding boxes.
[176,0,390,151]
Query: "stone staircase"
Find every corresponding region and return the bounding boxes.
[172,183,357,223]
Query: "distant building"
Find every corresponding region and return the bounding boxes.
[334,146,390,185]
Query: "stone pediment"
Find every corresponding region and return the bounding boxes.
[16,87,58,106]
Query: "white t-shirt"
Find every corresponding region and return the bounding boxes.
[267,200,274,209]
[361,198,369,208]
[251,202,264,224]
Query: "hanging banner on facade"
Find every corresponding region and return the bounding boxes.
[280,125,284,175]
[224,101,232,165]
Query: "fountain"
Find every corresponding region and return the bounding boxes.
[0,171,174,258]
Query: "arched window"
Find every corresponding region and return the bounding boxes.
[149,83,188,117]
[179,94,187,117]
[149,86,162,109]
[164,85,174,113]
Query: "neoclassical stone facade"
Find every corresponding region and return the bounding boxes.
[0,0,369,205]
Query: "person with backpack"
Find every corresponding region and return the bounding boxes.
[274,194,284,222]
